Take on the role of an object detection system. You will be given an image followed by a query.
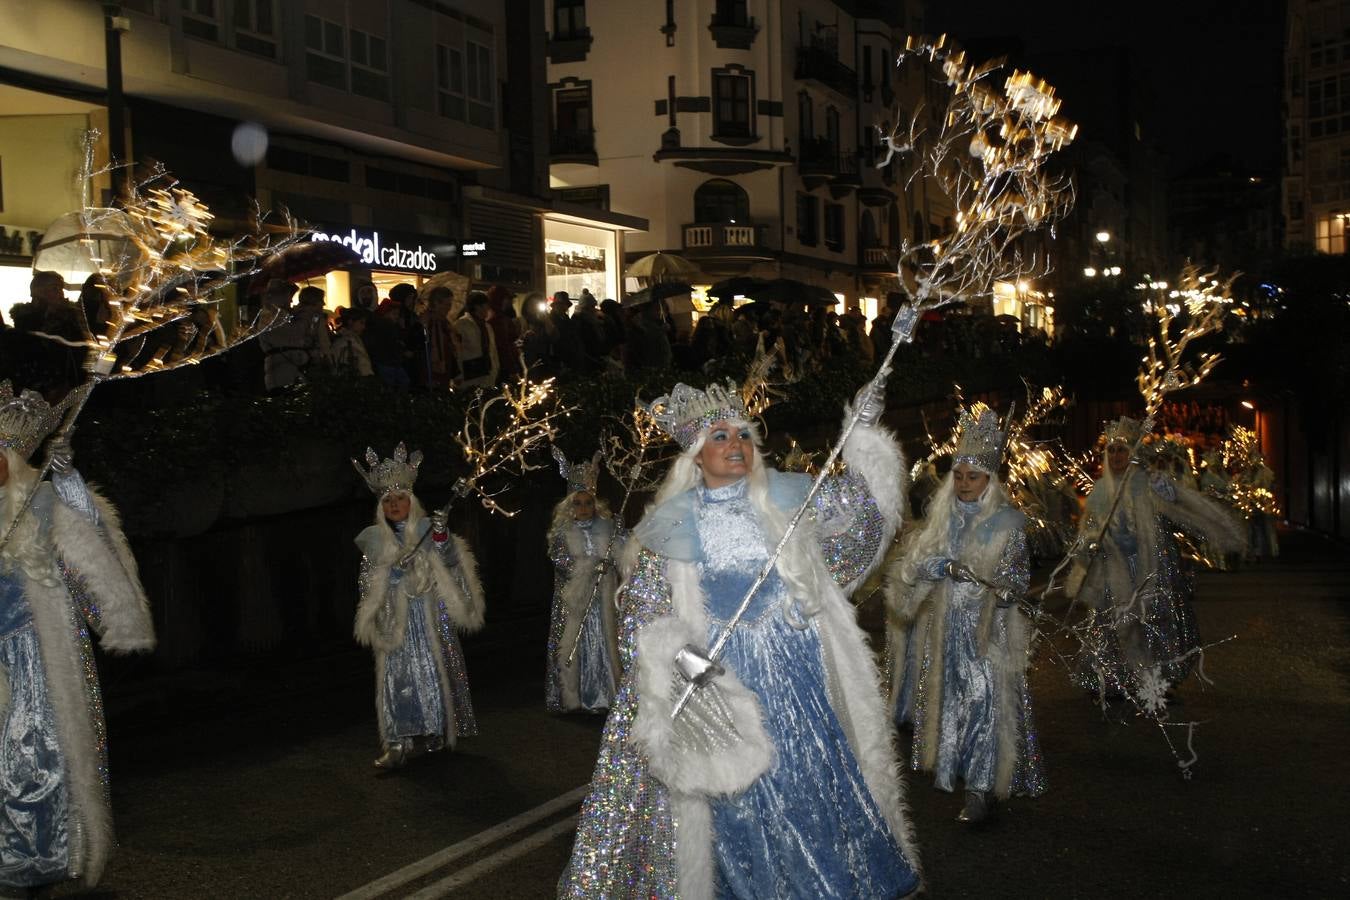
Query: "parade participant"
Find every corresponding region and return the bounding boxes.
[352,444,484,770]
[545,449,623,713]
[1066,417,1245,700]
[0,383,155,892]
[559,380,921,899]
[886,407,1045,824]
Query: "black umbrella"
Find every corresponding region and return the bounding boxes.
[707,276,770,299]
[749,278,839,307]
[247,240,363,294]
[624,281,694,310]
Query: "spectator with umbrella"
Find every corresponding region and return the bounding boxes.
[621,286,676,373]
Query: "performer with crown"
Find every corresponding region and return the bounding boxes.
[0,382,155,892]
[545,448,623,713]
[1066,417,1245,700]
[559,378,921,899]
[886,406,1045,824]
[352,444,485,770]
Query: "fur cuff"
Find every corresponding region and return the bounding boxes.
[633,615,773,797]
[841,412,907,532]
[51,494,154,654]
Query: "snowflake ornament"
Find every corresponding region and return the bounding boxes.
[1134,664,1171,716]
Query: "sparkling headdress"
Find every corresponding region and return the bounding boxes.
[953,406,1006,474]
[649,380,749,451]
[0,382,81,460]
[552,446,601,494]
[1104,416,1143,446]
[352,442,423,496]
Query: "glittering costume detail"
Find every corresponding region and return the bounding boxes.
[952,407,1006,475]
[1068,469,1242,697]
[546,517,623,713]
[649,381,748,450]
[889,498,1046,800]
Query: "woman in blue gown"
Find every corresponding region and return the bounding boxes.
[1,383,155,892]
[559,380,922,899]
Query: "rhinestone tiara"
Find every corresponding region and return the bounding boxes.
[649,380,749,450]
[352,442,423,496]
[953,405,1006,474]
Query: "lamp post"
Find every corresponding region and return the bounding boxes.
[102,3,131,198]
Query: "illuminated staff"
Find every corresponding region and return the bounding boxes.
[563,403,676,665]
[0,138,302,553]
[1042,267,1231,601]
[673,36,1077,719]
[397,373,572,568]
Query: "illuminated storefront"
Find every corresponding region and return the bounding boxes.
[544,220,618,301]
[297,224,476,310]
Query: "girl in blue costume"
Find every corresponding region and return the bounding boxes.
[0,384,155,892]
[559,380,921,899]
[352,444,485,770]
[545,449,623,713]
[887,407,1045,824]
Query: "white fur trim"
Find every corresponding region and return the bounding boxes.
[52,494,154,653]
[672,790,715,900]
[841,413,908,539]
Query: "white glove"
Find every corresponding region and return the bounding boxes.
[945,560,978,583]
[48,435,74,474]
[853,375,887,427]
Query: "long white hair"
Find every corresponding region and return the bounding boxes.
[549,489,613,538]
[650,419,823,621]
[363,489,430,567]
[0,448,59,586]
[900,468,1011,579]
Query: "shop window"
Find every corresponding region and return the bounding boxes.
[695,179,750,223]
[1316,213,1346,254]
[232,0,276,58]
[304,14,347,91]
[436,44,466,120]
[466,41,495,129]
[350,28,390,100]
[713,67,754,139]
[181,0,219,42]
[555,0,587,39]
[824,202,845,251]
[797,192,819,246]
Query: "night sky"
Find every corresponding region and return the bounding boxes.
[926,1,1286,176]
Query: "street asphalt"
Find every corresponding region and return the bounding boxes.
[48,528,1350,899]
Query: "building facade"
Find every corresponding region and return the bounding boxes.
[1283,0,1350,255]
[544,0,936,320]
[0,0,640,320]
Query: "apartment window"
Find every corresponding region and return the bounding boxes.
[181,0,219,42]
[825,106,840,148]
[797,192,819,246]
[695,179,750,223]
[436,44,466,120]
[350,28,390,100]
[1316,213,1346,254]
[714,0,749,26]
[713,68,754,139]
[824,202,845,251]
[798,92,813,144]
[1308,73,1350,139]
[553,83,594,156]
[304,14,347,90]
[466,41,495,128]
[555,0,586,38]
[233,0,276,58]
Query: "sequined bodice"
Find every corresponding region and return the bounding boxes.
[695,478,785,624]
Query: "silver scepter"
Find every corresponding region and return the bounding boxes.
[671,304,927,719]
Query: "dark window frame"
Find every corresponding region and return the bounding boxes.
[712,65,756,142]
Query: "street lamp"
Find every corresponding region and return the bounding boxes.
[1083,266,1097,278]
[1095,230,1111,244]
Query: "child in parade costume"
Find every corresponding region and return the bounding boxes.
[1066,417,1245,700]
[352,444,485,770]
[0,383,155,892]
[545,449,623,713]
[886,407,1046,824]
[559,380,922,899]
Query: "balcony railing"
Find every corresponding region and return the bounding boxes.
[550,129,596,159]
[683,222,769,252]
[795,44,857,96]
[709,14,758,49]
[798,139,859,181]
[862,247,890,268]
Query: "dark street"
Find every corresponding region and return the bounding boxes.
[49,529,1350,899]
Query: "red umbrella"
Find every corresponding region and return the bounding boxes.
[247,240,362,294]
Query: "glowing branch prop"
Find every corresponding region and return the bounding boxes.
[672,38,1077,720]
[878,36,1077,312]
[1,135,303,554]
[563,402,677,664]
[452,374,573,518]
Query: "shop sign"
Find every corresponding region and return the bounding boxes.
[309,226,463,274]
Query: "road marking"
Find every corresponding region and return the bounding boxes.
[405,815,578,899]
[334,785,588,900]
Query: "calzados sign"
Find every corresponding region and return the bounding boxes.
[310,227,450,274]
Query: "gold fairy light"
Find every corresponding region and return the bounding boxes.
[878,36,1076,314]
[1134,265,1231,420]
[452,372,573,517]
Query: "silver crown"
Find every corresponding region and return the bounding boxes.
[1104,416,1142,446]
[352,442,423,495]
[0,382,81,460]
[552,445,601,494]
[953,405,1006,474]
[649,380,749,450]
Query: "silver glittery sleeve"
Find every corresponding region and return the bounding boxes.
[50,468,101,526]
[813,468,888,588]
[616,548,674,670]
[992,527,1031,600]
[358,556,397,640]
[549,527,574,581]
